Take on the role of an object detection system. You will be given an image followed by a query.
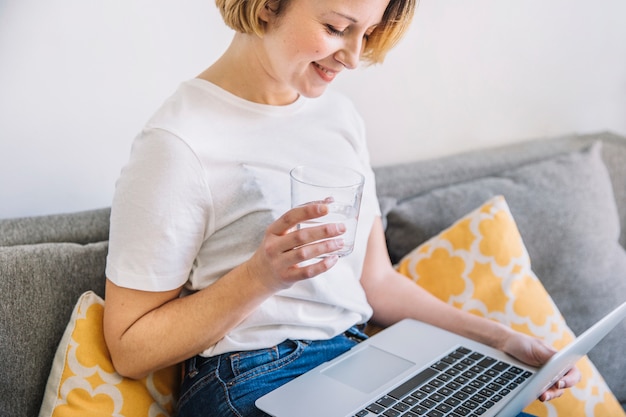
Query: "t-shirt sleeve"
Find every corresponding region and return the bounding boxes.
[106,128,213,291]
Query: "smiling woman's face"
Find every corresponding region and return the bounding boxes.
[257,0,390,103]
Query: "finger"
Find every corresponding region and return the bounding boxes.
[538,383,564,402]
[538,366,581,401]
[287,253,341,281]
[269,214,346,258]
[539,389,557,402]
[294,196,334,206]
[285,233,345,267]
[290,221,346,249]
[270,203,329,236]
[559,366,582,388]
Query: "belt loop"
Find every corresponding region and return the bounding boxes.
[186,355,199,379]
[344,325,368,343]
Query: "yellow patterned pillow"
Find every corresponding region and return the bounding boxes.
[395,196,624,417]
[39,291,179,417]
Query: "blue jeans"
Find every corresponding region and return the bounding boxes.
[176,326,537,417]
[177,326,367,417]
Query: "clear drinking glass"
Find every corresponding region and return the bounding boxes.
[290,165,364,257]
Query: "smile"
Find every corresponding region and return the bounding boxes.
[312,62,338,82]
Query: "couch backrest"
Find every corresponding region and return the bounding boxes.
[373,131,626,249]
[0,207,111,247]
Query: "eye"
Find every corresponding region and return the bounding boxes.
[326,24,346,37]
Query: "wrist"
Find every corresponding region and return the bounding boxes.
[242,255,286,295]
[486,321,515,350]
[464,316,512,350]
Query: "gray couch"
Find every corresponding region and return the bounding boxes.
[2,131,625,416]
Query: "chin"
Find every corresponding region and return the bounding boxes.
[298,85,329,99]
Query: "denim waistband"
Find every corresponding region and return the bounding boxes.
[184,325,368,379]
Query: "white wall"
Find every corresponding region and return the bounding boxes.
[1,0,625,219]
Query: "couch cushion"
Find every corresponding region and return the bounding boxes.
[0,241,107,417]
[382,142,626,404]
[396,195,625,416]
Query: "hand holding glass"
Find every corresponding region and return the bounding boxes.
[290,165,364,257]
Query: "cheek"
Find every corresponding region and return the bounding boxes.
[290,29,330,57]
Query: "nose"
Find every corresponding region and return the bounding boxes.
[334,36,362,70]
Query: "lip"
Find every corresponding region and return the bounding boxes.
[312,61,339,82]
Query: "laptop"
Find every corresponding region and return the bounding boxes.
[256,301,626,417]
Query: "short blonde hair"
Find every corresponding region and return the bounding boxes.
[215,0,417,64]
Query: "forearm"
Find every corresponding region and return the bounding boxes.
[104,261,274,379]
[364,270,512,350]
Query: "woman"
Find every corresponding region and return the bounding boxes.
[103,0,580,415]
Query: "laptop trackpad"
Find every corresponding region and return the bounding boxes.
[321,346,414,393]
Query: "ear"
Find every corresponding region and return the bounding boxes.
[259,0,279,23]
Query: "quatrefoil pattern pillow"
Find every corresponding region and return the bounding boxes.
[39,291,179,417]
[395,196,624,416]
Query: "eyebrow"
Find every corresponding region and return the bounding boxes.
[330,11,358,24]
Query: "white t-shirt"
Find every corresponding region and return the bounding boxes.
[106,79,381,356]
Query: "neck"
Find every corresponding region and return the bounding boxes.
[197,33,299,106]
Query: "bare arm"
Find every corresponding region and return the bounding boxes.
[103,202,345,379]
[360,217,580,401]
[103,265,272,379]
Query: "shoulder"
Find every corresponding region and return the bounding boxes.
[144,79,229,133]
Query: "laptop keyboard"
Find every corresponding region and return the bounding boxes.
[353,346,533,417]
